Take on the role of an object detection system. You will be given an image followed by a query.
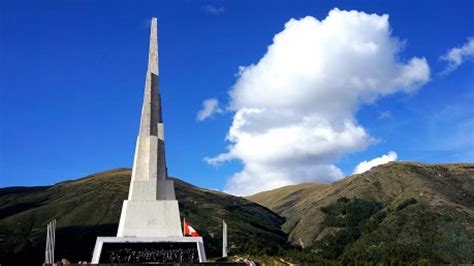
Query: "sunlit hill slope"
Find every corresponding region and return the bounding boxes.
[248,162,474,263]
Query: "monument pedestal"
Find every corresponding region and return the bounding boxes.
[117,200,182,237]
[91,236,206,264]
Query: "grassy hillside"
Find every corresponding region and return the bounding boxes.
[248,162,474,263]
[0,169,288,265]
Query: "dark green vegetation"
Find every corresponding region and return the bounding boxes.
[314,197,384,260]
[0,169,288,265]
[249,162,474,264]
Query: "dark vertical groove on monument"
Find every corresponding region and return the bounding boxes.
[150,73,159,136]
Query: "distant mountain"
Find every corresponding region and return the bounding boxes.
[248,162,474,263]
[0,169,288,265]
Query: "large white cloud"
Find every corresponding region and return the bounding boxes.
[206,8,430,195]
[352,151,398,175]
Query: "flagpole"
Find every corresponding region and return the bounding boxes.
[183,217,186,236]
[52,219,56,264]
[222,220,228,258]
[45,223,50,264]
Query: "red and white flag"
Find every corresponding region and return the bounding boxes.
[183,218,201,237]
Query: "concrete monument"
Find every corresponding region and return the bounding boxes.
[44,219,56,265]
[91,18,206,264]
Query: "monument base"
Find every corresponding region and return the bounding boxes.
[117,200,182,237]
[91,236,206,263]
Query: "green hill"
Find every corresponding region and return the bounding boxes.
[0,169,288,265]
[2,162,473,265]
[248,162,474,264]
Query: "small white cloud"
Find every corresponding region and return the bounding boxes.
[204,152,233,166]
[378,111,393,120]
[196,98,222,121]
[440,37,474,74]
[202,5,225,15]
[353,151,398,174]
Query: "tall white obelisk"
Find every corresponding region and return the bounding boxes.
[91,18,206,264]
[116,18,182,238]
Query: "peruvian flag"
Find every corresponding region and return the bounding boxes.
[183,218,201,237]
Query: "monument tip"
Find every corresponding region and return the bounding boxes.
[148,17,159,75]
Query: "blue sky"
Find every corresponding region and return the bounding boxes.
[1,0,473,193]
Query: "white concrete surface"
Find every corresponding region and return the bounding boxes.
[117,200,182,237]
[119,17,182,238]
